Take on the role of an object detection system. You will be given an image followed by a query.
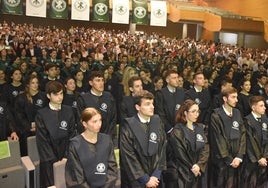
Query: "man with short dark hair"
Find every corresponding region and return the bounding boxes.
[155,70,185,133]
[251,73,267,96]
[35,81,76,188]
[185,72,211,124]
[120,90,166,188]
[242,95,268,188]
[77,71,117,136]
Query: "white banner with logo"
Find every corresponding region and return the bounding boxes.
[26,0,46,17]
[71,0,90,20]
[112,0,129,24]
[150,0,167,27]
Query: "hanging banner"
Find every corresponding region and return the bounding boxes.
[71,0,90,20]
[112,0,129,24]
[49,0,68,19]
[150,0,167,27]
[92,0,109,22]
[132,0,148,25]
[1,0,23,15]
[26,0,47,17]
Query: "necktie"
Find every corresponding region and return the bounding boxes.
[257,118,261,122]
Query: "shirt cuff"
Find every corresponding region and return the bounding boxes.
[167,127,173,134]
[235,157,243,163]
[151,170,161,179]
[137,174,150,186]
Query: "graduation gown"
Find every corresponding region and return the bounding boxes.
[185,88,212,124]
[14,91,47,134]
[242,114,268,188]
[65,134,118,188]
[236,93,252,117]
[63,93,82,133]
[77,91,117,136]
[35,105,76,188]
[165,123,209,188]
[0,101,16,141]
[120,115,166,188]
[119,95,137,124]
[209,107,246,188]
[155,87,185,133]
[14,91,47,156]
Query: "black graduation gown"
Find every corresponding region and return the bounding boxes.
[14,91,47,156]
[35,105,76,188]
[63,93,82,133]
[119,95,137,124]
[236,92,252,117]
[241,114,268,188]
[2,83,24,111]
[185,88,212,124]
[155,87,185,133]
[120,115,166,188]
[251,84,265,96]
[65,134,118,188]
[77,91,117,136]
[209,107,246,188]
[0,101,16,141]
[165,123,209,188]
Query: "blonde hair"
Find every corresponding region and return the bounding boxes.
[122,66,136,96]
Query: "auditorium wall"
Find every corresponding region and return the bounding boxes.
[208,0,268,21]
[1,14,198,39]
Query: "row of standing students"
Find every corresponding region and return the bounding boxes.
[1,69,268,187]
[64,86,268,188]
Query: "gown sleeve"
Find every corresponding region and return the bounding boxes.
[65,142,90,188]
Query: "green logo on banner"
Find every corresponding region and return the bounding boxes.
[52,0,66,12]
[94,3,108,16]
[74,0,87,11]
[153,8,164,18]
[4,0,20,7]
[115,4,127,15]
[134,6,146,19]
[30,0,44,8]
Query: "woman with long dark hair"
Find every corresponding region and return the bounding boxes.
[14,74,47,156]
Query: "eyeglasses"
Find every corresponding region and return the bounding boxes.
[188,110,201,114]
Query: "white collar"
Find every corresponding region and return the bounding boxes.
[137,113,150,124]
[90,89,102,96]
[251,112,261,120]
[167,85,176,93]
[49,102,61,111]
[194,86,202,92]
[222,105,232,116]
